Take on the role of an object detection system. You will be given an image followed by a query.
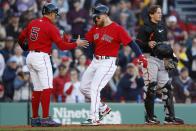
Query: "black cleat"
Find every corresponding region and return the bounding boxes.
[145,115,160,125]
[163,117,184,125]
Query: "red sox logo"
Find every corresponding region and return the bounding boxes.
[93,33,113,43]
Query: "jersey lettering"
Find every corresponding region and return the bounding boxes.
[101,34,113,43]
[30,27,40,41]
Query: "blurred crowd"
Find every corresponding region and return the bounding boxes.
[0,0,196,104]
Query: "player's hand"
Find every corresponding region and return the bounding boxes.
[76,35,89,48]
[148,41,156,48]
[138,54,148,68]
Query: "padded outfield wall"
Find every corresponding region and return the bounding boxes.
[0,103,196,125]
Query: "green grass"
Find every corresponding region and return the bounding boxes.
[1,125,196,131]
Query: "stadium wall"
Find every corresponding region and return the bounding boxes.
[0,103,196,125]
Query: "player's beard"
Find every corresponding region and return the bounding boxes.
[96,20,104,27]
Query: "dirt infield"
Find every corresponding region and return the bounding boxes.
[1,124,196,131]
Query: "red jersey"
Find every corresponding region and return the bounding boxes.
[18,17,77,54]
[85,22,132,57]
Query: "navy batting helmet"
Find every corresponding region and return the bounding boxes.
[92,4,109,18]
[42,3,59,16]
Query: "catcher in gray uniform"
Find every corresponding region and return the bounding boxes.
[136,5,184,124]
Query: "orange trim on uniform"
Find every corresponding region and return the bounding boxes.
[149,32,154,41]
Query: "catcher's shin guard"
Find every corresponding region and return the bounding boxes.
[162,82,175,118]
[144,82,157,120]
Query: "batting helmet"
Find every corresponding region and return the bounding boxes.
[92,4,109,18]
[42,3,59,16]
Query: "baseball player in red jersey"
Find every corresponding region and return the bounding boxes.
[80,4,148,126]
[18,3,88,127]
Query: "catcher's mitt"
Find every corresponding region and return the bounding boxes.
[163,58,177,71]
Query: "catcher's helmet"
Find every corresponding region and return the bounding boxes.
[42,3,59,16]
[153,42,173,59]
[92,4,109,18]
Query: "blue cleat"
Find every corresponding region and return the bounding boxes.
[41,116,61,127]
[31,117,41,127]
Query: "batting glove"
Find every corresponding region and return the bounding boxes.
[138,54,148,68]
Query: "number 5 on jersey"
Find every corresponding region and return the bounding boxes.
[30,27,40,41]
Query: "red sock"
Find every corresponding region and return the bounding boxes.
[41,88,51,118]
[32,91,42,118]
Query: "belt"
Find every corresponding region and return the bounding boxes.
[31,50,41,53]
[95,55,110,60]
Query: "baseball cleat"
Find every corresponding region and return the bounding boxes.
[41,116,61,127]
[145,115,160,125]
[31,117,41,127]
[99,106,111,120]
[163,117,184,125]
[81,119,101,126]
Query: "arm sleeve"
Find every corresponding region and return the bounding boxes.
[128,41,142,57]
[119,26,132,46]
[50,26,77,50]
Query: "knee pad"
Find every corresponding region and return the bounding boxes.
[144,82,157,99]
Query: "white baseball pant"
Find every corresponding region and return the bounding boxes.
[26,51,53,91]
[80,57,117,121]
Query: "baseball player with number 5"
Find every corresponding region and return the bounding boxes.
[80,4,148,126]
[18,3,88,127]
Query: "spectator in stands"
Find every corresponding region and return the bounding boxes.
[0,1,12,23]
[13,45,25,66]
[113,0,136,35]
[64,68,85,103]
[5,13,20,39]
[0,53,5,81]
[13,65,32,101]
[76,54,89,79]
[67,0,89,38]
[101,66,122,101]
[52,0,69,13]
[0,23,6,40]
[53,56,72,78]
[53,64,69,102]
[172,67,196,103]
[186,37,196,80]
[0,36,14,62]
[16,0,37,13]
[0,82,4,101]
[71,48,84,67]
[118,46,134,72]
[116,63,144,102]
[57,8,71,33]
[51,49,61,73]
[2,56,18,101]
[167,15,188,43]
[108,66,122,98]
